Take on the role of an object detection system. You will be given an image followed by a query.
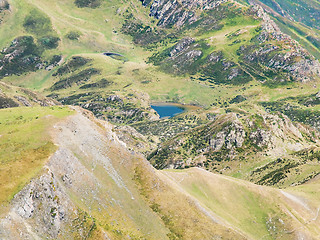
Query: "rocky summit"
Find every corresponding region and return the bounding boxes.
[0,0,320,239]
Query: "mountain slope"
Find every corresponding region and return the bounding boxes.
[0,0,319,124]
[0,106,319,239]
[0,81,58,108]
[147,110,320,187]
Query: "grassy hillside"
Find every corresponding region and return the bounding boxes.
[258,0,320,30]
[0,107,248,239]
[0,81,59,108]
[0,0,319,121]
[0,106,74,205]
[252,0,320,60]
[160,168,320,239]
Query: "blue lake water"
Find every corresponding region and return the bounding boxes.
[151,104,185,118]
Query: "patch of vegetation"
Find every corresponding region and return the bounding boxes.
[79,78,113,89]
[51,68,100,90]
[72,208,97,239]
[260,101,320,130]
[0,36,41,78]
[48,55,62,66]
[23,9,54,36]
[53,56,92,76]
[39,35,60,49]
[230,95,246,104]
[249,153,320,187]
[121,13,172,47]
[132,114,208,142]
[252,158,299,186]
[57,93,152,124]
[0,95,19,109]
[74,0,101,8]
[65,30,82,40]
[0,8,60,78]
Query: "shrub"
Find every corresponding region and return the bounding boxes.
[66,31,81,40]
[23,9,53,36]
[39,36,60,49]
[74,0,101,8]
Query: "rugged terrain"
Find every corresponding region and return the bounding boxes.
[0,0,320,238]
[0,107,319,239]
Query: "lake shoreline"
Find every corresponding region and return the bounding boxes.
[150,102,202,119]
[150,102,202,111]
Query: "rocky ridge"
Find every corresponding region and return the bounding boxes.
[148,111,320,187]
[141,0,227,28]
[0,107,246,239]
[137,0,320,84]
[0,81,58,109]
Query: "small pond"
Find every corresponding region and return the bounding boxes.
[151,104,186,119]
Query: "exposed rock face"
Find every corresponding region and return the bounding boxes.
[142,0,227,28]
[0,0,8,9]
[140,0,320,84]
[209,116,246,151]
[169,37,195,57]
[1,169,78,239]
[248,3,320,82]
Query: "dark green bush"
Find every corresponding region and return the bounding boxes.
[74,0,101,8]
[39,36,60,49]
[23,9,53,36]
[66,31,81,40]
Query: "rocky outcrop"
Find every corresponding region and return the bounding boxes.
[141,0,320,84]
[209,116,246,151]
[58,93,156,124]
[169,37,195,57]
[0,36,42,78]
[0,0,9,10]
[0,81,58,109]
[149,111,318,170]
[247,3,320,82]
[142,0,227,28]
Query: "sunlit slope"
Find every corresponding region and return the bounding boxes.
[1,106,319,239]
[1,0,319,115]
[0,106,74,206]
[159,168,320,239]
[0,107,245,239]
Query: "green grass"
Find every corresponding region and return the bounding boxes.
[0,0,317,113]
[161,168,316,239]
[0,106,74,204]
